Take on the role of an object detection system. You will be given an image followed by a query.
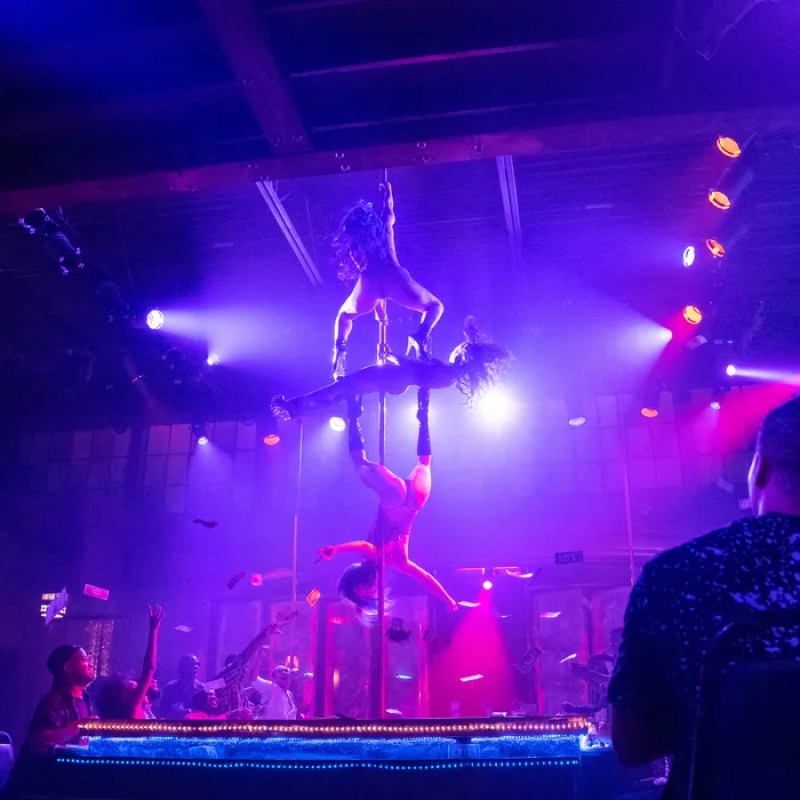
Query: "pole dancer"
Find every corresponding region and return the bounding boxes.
[316,388,458,612]
[331,181,444,379]
[272,319,511,421]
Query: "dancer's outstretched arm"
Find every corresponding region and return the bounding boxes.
[318,541,376,561]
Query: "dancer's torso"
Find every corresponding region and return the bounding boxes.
[370,480,426,560]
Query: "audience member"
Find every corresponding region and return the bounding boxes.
[185,689,225,721]
[95,605,164,720]
[159,653,202,719]
[212,623,280,717]
[5,645,95,796]
[250,664,298,720]
[610,395,800,798]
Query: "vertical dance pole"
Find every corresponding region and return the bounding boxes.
[616,396,637,589]
[289,420,304,667]
[370,300,389,719]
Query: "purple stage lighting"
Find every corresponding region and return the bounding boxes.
[329,416,346,432]
[710,400,721,411]
[682,246,696,268]
[482,579,494,591]
[146,309,165,330]
[477,387,513,424]
[726,364,737,377]
[206,353,220,367]
[197,435,209,446]
[568,416,586,427]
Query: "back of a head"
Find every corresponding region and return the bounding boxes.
[95,675,135,720]
[47,644,79,682]
[758,394,800,494]
[192,689,209,713]
[333,201,388,280]
[338,561,378,611]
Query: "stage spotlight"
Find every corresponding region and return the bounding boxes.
[262,417,281,446]
[264,434,280,446]
[659,328,674,343]
[329,416,346,432]
[19,208,85,275]
[682,305,703,325]
[191,423,209,446]
[565,391,587,427]
[682,246,696,268]
[146,309,165,330]
[705,238,726,258]
[708,189,731,210]
[710,400,721,411]
[477,387,513,424]
[726,364,737,377]
[482,579,494,591]
[206,353,220,367]
[708,136,757,210]
[641,407,659,418]
[716,136,741,159]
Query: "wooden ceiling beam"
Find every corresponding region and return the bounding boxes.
[200,0,310,153]
[1,104,798,214]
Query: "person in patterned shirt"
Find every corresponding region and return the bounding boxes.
[609,394,800,798]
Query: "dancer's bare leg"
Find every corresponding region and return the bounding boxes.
[402,388,456,609]
[334,277,379,379]
[272,365,392,420]
[384,270,444,358]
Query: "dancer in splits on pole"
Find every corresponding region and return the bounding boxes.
[331,181,443,379]
[273,318,510,421]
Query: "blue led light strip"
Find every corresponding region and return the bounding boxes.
[57,756,581,771]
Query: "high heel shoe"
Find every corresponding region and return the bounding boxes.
[406,332,432,360]
[332,344,347,381]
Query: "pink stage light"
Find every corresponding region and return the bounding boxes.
[459,674,485,683]
[481,579,494,591]
[722,365,800,385]
[710,400,721,411]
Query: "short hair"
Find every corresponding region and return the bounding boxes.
[47,645,79,678]
[757,394,800,493]
[178,654,198,671]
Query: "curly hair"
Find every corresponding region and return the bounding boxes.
[450,317,512,403]
[332,201,390,282]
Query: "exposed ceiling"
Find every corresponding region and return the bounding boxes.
[1,0,799,427]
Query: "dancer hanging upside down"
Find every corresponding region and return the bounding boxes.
[317,389,458,612]
[273,318,510,420]
[332,181,444,379]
